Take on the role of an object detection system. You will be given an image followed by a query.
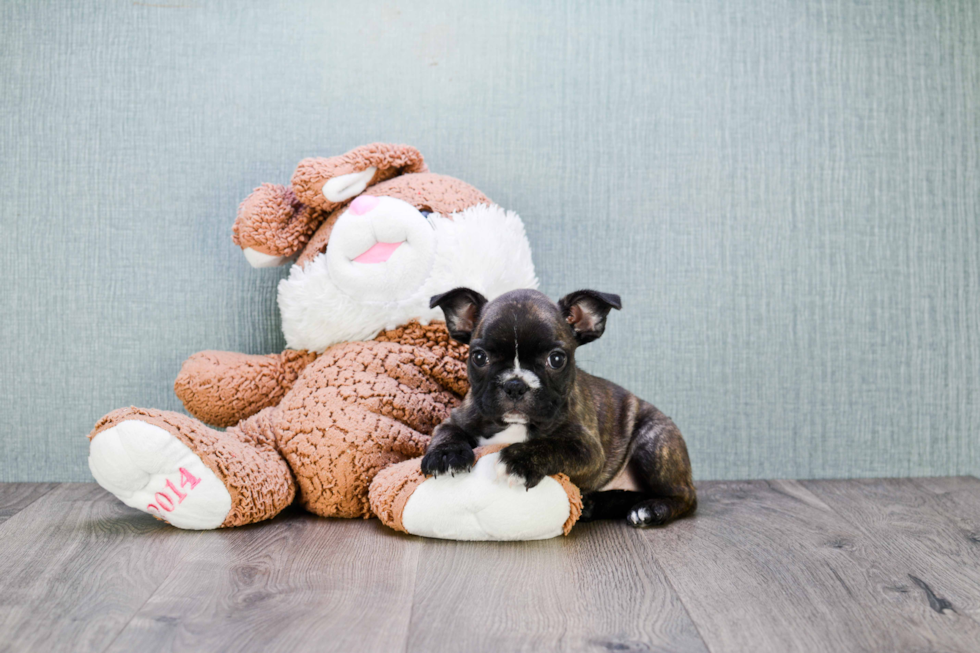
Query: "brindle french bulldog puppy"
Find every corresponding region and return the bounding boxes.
[421,288,696,527]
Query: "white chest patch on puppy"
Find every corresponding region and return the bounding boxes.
[479,421,528,445]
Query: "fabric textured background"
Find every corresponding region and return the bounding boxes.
[1,0,977,482]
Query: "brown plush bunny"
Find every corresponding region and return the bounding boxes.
[88,143,581,539]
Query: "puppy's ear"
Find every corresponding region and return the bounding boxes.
[429,288,489,344]
[558,290,622,345]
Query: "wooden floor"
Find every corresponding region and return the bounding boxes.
[1,478,979,652]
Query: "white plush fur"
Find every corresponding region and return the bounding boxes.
[279,203,539,352]
[243,247,287,268]
[401,451,570,541]
[323,196,437,303]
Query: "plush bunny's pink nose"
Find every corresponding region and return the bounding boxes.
[349,195,380,215]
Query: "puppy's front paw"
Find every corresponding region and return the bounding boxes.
[496,445,546,489]
[420,442,475,478]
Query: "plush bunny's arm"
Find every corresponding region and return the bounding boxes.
[174,349,317,428]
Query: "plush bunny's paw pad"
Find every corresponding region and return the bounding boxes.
[401,452,571,541]
[89,420,231,529]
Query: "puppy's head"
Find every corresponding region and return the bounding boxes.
[430,287,622,427]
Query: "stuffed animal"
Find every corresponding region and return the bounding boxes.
[87,143,582,540]
[371,444,582,540]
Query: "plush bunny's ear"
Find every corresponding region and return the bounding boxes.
[557,290,622,345]
[429,288,488,344]
[233,144,428,268]
[321,168,377,202]
[291,143,428,212]
[233,184,322,266]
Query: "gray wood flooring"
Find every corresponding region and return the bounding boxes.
[1,478,978,653]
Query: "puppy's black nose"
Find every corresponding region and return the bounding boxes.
[503,378,529,400]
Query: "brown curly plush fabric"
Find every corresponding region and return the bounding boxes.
[291,143,428,212]
[90,406,295,527]
[92,321,469,528]
[364,173,491,214]
[555,474,584,535]
[174,349,317,428]
[275,321,469,518]
[231,184,328,257]
[368,456,428,533]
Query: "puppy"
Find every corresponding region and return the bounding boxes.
[421,288,696,527]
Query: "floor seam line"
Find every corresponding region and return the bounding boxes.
[622,526,714,653]
[0,482,60,530]
[401,536,424,653]
[97,530,206,653]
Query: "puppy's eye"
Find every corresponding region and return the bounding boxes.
[471,349,489,367]
[548,351,567,370]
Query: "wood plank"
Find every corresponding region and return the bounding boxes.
[910,476,980,525]
[0,483,203,653]
[0,482,58,524]
[3,477,978,652]
[406,520,709,653]
[801,477,980,625]
[640,480,980,653]
[105,511,421,653]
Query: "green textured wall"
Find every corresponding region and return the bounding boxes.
[1,0,978,481]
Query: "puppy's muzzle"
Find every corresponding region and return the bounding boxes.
[502,378,530,400]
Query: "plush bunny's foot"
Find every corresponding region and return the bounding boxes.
[89,419,231,529]
[370,445,582,541]
[89,407,296,529]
